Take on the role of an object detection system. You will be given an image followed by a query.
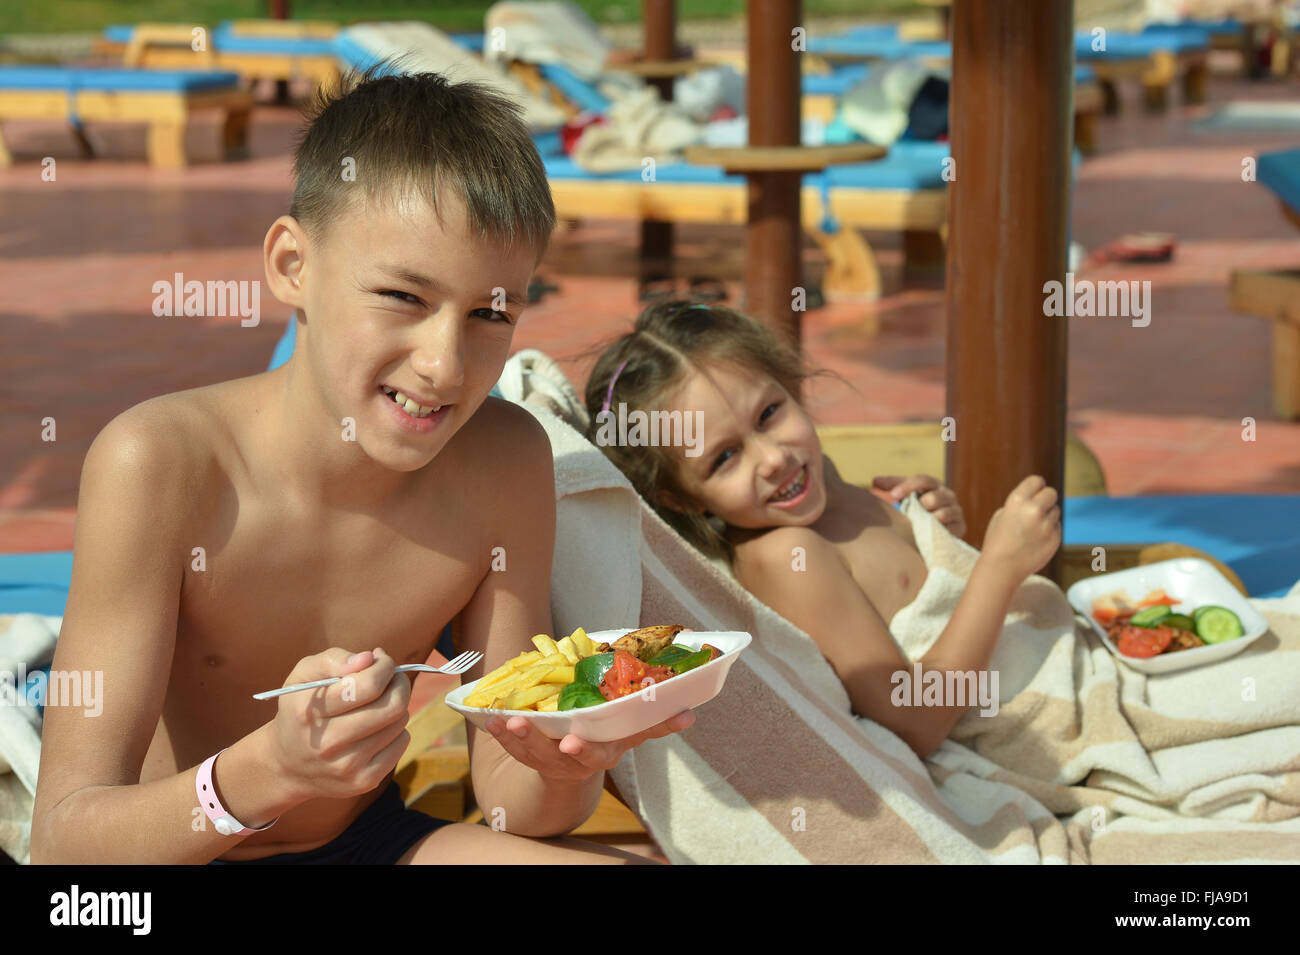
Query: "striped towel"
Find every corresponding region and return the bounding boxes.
[512,380,1300,863]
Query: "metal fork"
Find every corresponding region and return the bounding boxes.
[252,650,483,701]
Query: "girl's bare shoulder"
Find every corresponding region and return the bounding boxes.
[731,522,844,584]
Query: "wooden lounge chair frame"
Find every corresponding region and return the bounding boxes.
[116,22,342,94]
[1229,264,1300,420]
[1088,48,1208,113]
[0,81,252,169]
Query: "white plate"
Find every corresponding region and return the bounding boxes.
[446,629,752,742]
[1065,558,1269,674]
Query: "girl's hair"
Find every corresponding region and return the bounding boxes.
[583,300,817,562]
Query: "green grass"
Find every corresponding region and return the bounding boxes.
[1,0,923,36]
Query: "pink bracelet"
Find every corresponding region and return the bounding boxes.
[196,749,279,836]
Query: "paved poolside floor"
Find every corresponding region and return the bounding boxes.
[1,71,1298,554]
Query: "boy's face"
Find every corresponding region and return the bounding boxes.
[294,188,536,471]
[663,362,827,530]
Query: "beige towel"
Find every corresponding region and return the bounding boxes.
[340,21,567,131]
[570,85,702,173]
[484,1,613,81]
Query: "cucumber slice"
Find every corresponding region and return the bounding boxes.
[1162,614,1195,631]
[1194,607,1244,644]
[1129,605,1172,628]
[1192,605,1215,622]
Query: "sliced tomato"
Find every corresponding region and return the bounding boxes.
[599,650,678,700]
[1115,624,1175,658]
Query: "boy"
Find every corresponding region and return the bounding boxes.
[30,70,692,864]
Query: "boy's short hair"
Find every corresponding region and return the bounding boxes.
[291,65,555,258]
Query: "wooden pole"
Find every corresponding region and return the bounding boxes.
[745,0,803,347]
[945,0,1072,582]
[270,0,292,103]
[641,0,677,289]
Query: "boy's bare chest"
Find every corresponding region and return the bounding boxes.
[173,496,482,714]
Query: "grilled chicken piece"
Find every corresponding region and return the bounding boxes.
[1166,629,1205,653]
[612,625,685,661]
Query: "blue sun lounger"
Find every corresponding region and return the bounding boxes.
[1142,18,1274,76]
[807,24,951,63]
[99,20,343,92]
[1075,26,1211,110]
[536,123,950,300]
[503,55,951,297]
[0,64,251,167]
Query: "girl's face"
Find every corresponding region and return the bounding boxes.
[662,361,826,530]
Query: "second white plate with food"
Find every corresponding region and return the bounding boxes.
[1065,558,1268,674]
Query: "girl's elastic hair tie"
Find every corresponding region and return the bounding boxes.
[600,359,629,416]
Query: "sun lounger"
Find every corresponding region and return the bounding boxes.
[1075,26,1211,110]
[1229,148,1300,419]
[799,60,1102,153]
[806,24,952,66]
[514,58,951,300]
[536,127,948,301]
[0,65,251,167]
[1146,12,1293,78]
[100,21,343,93]
[0,552,72,617]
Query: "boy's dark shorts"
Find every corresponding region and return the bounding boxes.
[208,782,451,865]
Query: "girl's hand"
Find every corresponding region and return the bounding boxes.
[873,474,967,538]
[981,475,1061,581]
[484,710,696,781]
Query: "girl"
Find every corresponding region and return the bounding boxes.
[584,301,1061,759]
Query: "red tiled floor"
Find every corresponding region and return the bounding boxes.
[2,72,1299,554]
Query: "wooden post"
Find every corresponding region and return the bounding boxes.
[745,0,803,348]
[945,0,1072,582]
[641,0,677,289]
[270,0,292,104]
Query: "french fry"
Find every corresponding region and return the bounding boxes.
[554,636,580,665]
[498,683,560,711]
[464,629,611,709]
[542,665,575,684]
[466,663,551,707]
[569,628,595,658]
[474,650,542,692]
